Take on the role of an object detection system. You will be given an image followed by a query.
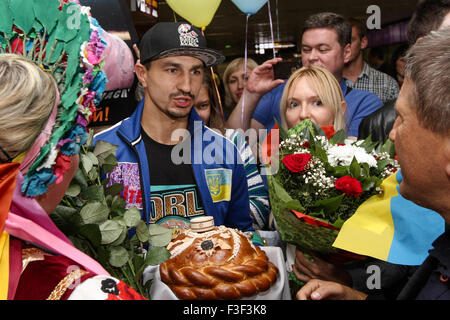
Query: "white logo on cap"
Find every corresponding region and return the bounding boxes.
[178,24,199,47]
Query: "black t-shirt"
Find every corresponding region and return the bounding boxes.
[141,128,205,236]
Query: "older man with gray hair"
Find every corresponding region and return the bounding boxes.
[297,27,450,300]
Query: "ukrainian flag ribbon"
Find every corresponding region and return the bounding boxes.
[333,170,444,266]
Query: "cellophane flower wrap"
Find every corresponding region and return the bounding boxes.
[267,119,399,254]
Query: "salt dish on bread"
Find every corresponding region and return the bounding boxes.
[159,225,279,300]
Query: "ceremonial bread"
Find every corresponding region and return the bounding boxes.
[160,226,278,300]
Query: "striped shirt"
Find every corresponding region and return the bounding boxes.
[345,62,399,104]
[225,128,270,230]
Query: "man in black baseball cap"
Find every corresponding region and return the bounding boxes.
[139,21,224,67]
[94,22,255,238]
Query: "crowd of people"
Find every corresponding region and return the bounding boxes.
[0,0,449,301]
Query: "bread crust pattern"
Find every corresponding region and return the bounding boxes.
[160,226,278,300]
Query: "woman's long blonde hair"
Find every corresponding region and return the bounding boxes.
[0,54,56,161]
[280,66,346,131]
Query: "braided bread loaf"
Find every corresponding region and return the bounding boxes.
[160,226,278,300]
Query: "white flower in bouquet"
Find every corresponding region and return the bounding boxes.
[327,144,378,168]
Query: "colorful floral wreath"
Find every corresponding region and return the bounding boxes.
[0,0,108,196]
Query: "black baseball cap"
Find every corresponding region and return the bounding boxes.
[139,22,225,67]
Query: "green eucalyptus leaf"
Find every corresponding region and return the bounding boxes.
[124,207,142,228]
[99,220,123,245]
[136,220,149,243]
[145,246,171,266]
[79,202,109,224]
[108,246,129,268]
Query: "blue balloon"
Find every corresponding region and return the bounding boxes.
[231,0,268,15]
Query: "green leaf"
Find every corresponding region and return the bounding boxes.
[312,194,344,215]
[136,220,149,243]
[94,140,118,163]
[65,183,81,197]
[124,207,142,228]
[145,246,171,266]
[102,153,118,174]
[78,224,102,247]
[105,183,124,197]
[361,177,378,192]
[111,195,126,215]
[377,159,391,171]
[99,220,123,245]
[149,224,172,247]
[381,138,396,158]
[80,185,105,203]
[329,129,347,144]
[110,226,127,246]
[87,151,99,166]
[284,199,305,212]
[108,246,129,268]
[81,153,93,173]
[349,157,361,178]
[50,205,81,236]
[73,168,88,190]
[79,202,109,224]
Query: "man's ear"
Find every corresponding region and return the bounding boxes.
[135,62,148,88]
[343,43,352,64]
[445,135,450,180]
[361,36,368,50]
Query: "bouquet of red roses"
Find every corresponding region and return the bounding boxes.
[266,119,399,255]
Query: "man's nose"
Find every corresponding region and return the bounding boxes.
[177,73,191,94]
[389,117,399,142]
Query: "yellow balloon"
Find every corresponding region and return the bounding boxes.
[166,0,222,28]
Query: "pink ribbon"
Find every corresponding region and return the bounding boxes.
[19,82,60,175]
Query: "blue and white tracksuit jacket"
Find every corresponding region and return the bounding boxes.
[93,100,254,232]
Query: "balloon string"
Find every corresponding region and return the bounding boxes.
[267,0,276,59]
[202,28,224,118]
[241,13,250,130]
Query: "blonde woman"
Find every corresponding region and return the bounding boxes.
[223,57,258,116]
[279,66,347,133]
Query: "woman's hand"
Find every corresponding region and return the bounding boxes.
[296,279,368,300]
[292,249,352,286]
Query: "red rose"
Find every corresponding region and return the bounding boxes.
[334,176,363,197]
[282,153,312,173]
[321,125,336,140]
